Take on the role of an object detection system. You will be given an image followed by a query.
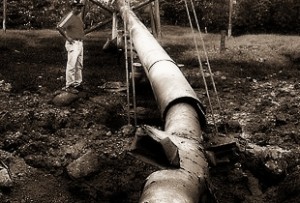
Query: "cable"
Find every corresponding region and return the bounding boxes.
[184,0,218,134]
[189,0,222,115]
[123,18,131,125]
[129,30,137,126]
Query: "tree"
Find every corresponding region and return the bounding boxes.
[233,0,272,34]
[269,0,300,33]
[1,0,299,34]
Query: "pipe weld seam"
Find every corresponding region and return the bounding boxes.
[148,59,177,72]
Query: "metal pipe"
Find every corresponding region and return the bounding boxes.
[114,1,208,202]
[116,0,205,125]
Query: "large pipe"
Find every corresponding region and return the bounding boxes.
[116,0,205,125]
[114,0,208,202]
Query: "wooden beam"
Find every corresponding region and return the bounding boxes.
[84,17,112,35]
[89,0,114,14]
[131,0,156,11]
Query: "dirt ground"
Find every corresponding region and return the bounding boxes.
[0,29,300,203]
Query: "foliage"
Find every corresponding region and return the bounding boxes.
[160,0,299,34]
[0,0,69,29]
[233,0,272,34]
[233,0,300,34]
[0,0,299,34]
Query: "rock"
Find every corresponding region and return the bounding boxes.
[246,171,263,196]
[66,150,101,179]
[121,124,135,136]
[99,81,126,92]
[244,144,291,179]
[7,156,36,178]
[64,141,86,160]
[0,166,13,188]
[275,113,289,126]
[277,169,300,202]
[52,92,79,106]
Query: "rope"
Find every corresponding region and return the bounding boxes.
[184,0,218,134]
[189,0,222,114]
[129,30,138,126]
[123,0,137,126]
[123,19,131,125]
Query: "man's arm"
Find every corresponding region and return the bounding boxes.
[56,26,73,44]
[56,12,74,43]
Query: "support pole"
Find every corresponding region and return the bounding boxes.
[154,0,161,38]
[148,1,161,39]
[228,0,233,37]
[3,0,7,33]
[149,3,157,37]
[220,30,226,52]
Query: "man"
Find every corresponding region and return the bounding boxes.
[57,0,85,94]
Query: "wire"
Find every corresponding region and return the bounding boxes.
[123,18,131,125]
[189,0,222,115]
[129,31,138,126]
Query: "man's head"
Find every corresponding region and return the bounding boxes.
[71,0,84,14]
[71,0,84,7]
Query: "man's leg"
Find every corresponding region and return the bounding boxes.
[65,41,81,87]
[74,41,83,87]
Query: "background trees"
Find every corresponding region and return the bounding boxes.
[234,0,300,34]
[0,0,299,34]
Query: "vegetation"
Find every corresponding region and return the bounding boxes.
[157,28,300,88]
[0,0,299,34]
[0,28,123,93]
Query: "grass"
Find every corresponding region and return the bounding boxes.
[1,26,299,93]
[0,29,124,93]
[158,26,300,81]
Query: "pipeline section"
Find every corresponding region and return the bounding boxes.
[114,0,208,202]
[116,0,205,124]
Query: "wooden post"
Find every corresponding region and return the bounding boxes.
[220,30,226,52]
[149,1,162,39]
[3,0,7,33]
[228,0,233,37]
[154,0,161,38]
[149,3,157,37]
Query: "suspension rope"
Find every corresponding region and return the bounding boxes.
[189,0,222,115]
[184,0,218,134]
[123,19,131,125]
[129,30,138,126]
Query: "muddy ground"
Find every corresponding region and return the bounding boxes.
[0,29,300,203]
